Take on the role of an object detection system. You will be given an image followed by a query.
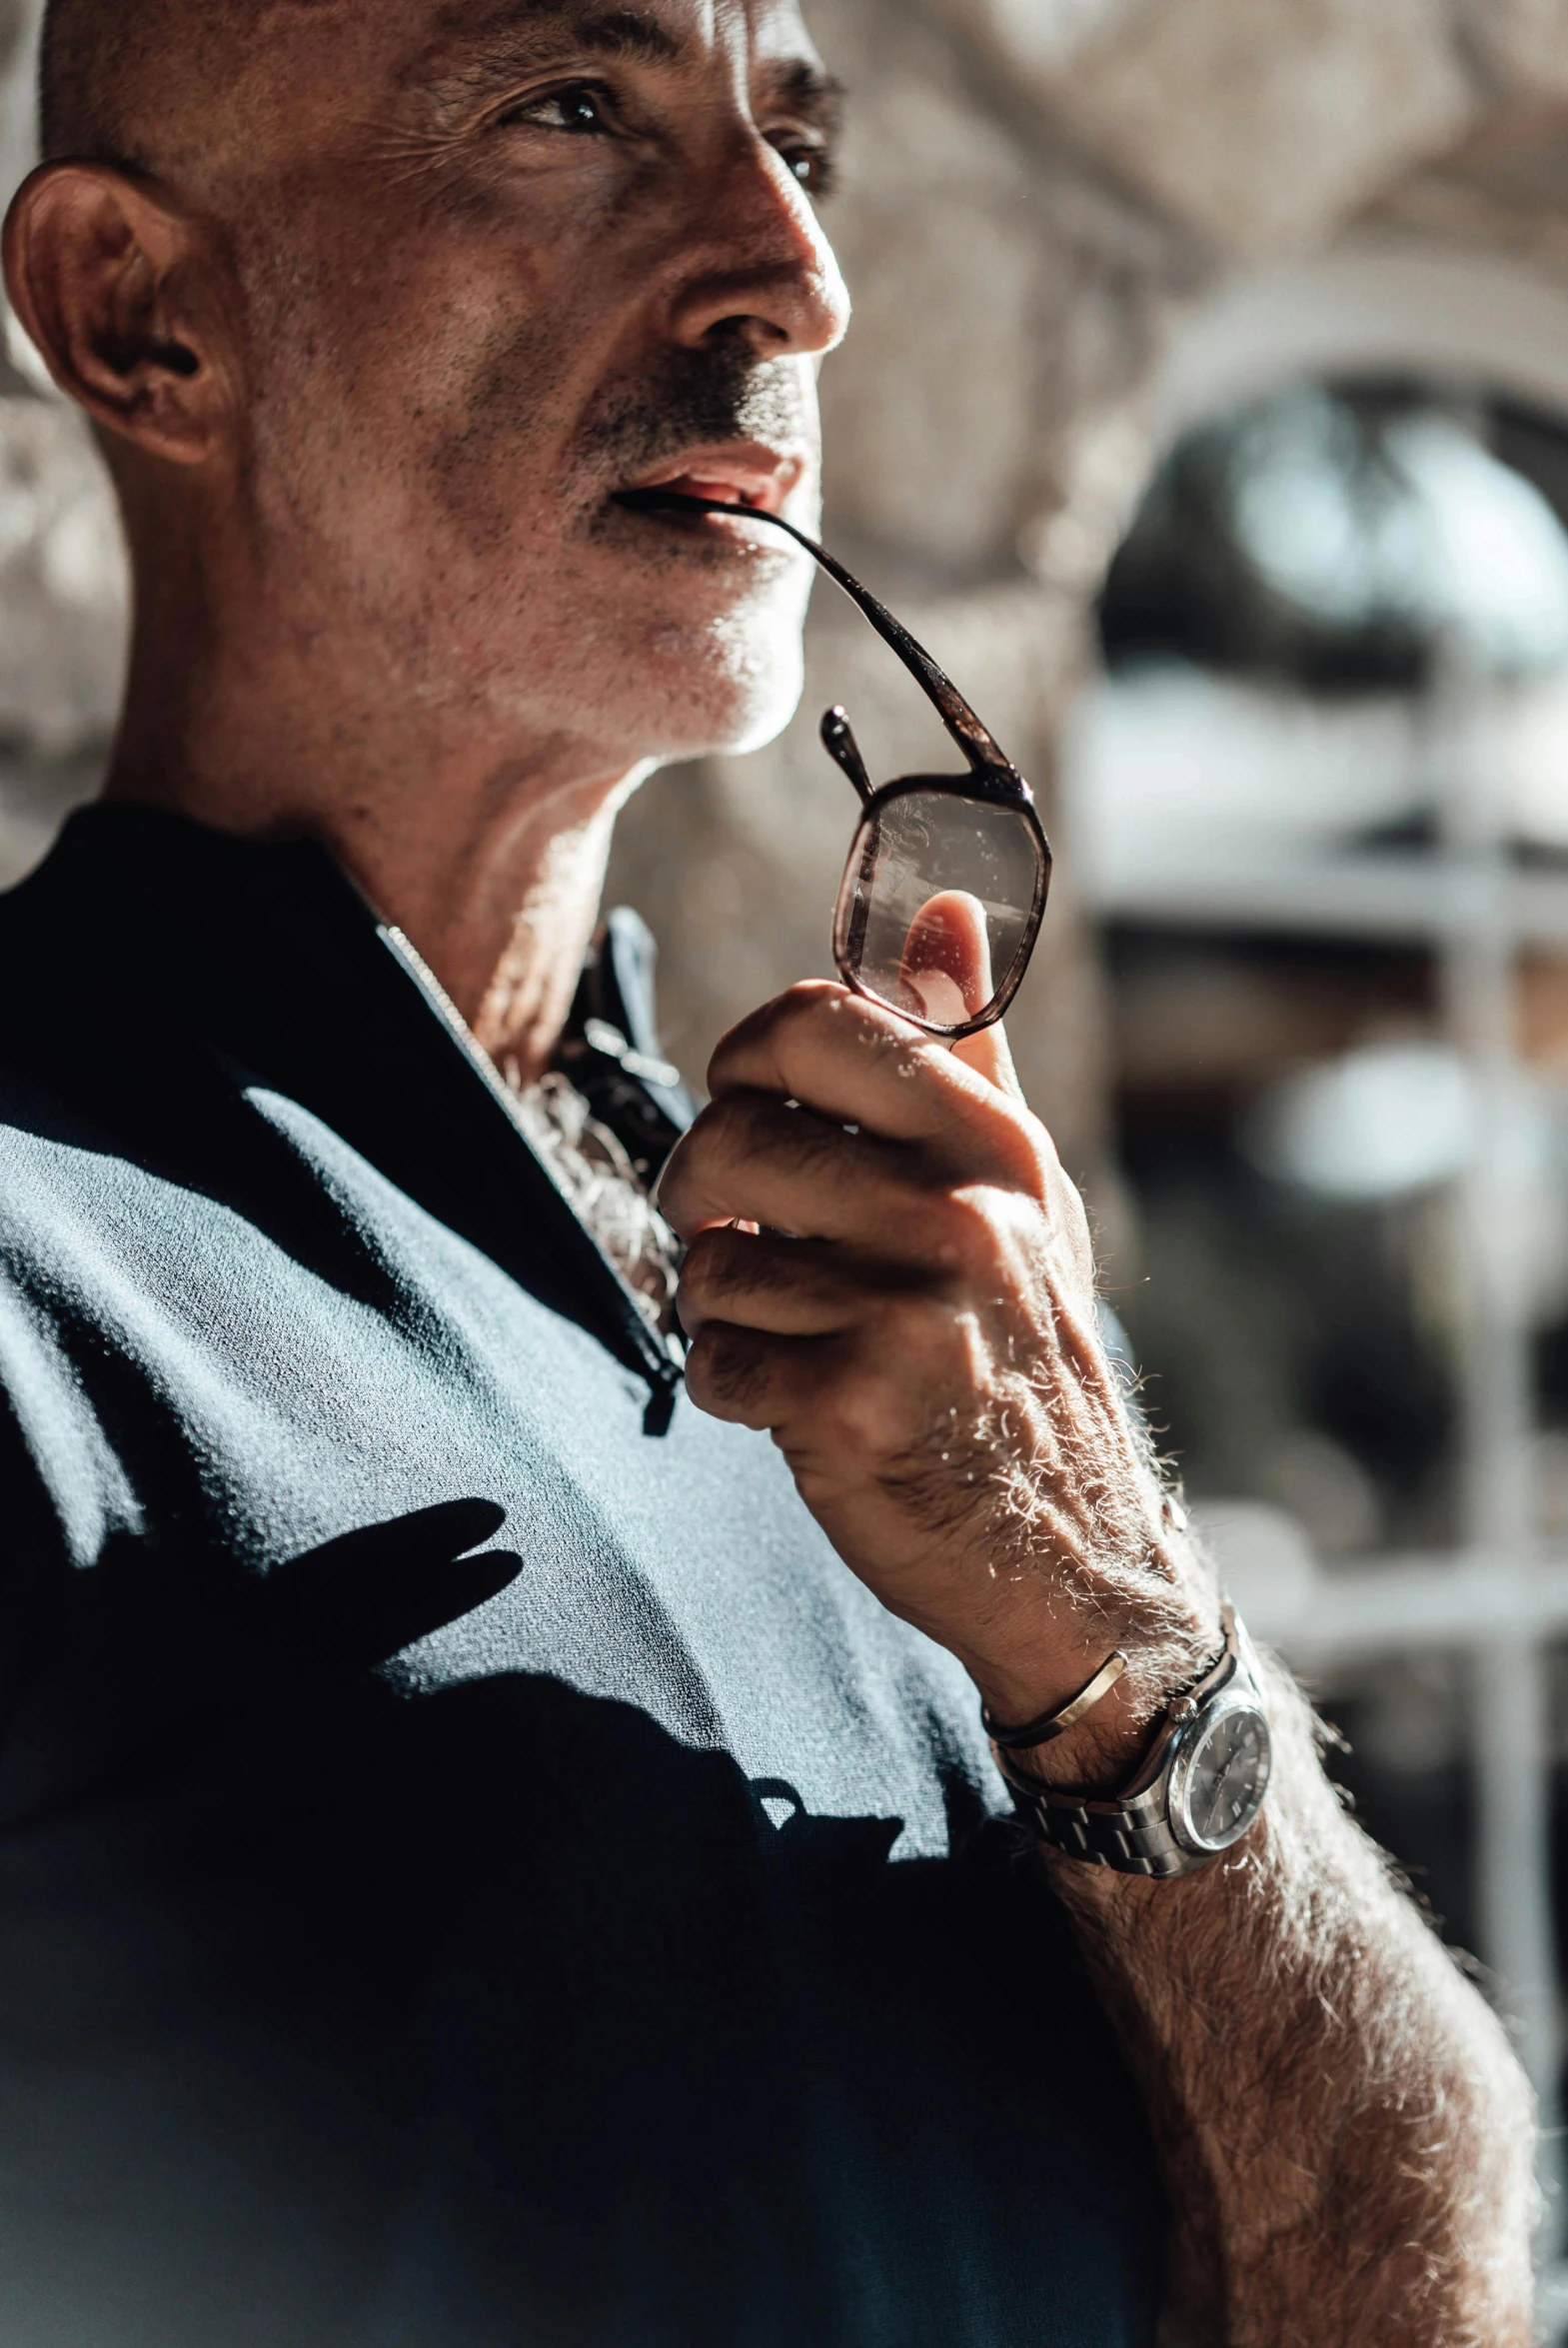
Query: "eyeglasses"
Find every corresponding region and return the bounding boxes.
[615,489,1052,1042]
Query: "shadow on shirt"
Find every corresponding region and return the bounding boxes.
[0,1499,1165,2348]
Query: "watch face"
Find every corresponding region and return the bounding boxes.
[1171,1702,1272,1854]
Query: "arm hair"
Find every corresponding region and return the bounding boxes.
[1043,1664,1538,2345]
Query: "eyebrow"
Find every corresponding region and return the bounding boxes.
[409,3,841,126]
[563,8,683,64]
[763,59,846,133]
[411,2,685,94]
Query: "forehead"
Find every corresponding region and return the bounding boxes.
[190,0,827,207]
[396,0,822,79]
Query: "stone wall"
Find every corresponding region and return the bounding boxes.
[0,0,127,880]
[611,0,1568,1174]
[10,0,1568,1172]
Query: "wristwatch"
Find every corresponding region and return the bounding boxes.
[994,1607,1272,1880]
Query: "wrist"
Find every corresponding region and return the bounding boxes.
[970,1589,1222,1796]
[1004,1674,1167,1794]
[995,1607,1274,1879]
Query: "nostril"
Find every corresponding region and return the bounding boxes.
[701,313,790,353]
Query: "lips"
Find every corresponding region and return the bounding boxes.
[620,444,804,518]
[653,473,767,509]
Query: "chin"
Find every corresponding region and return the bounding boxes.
[705,628,807,758]
[640,588,811,764]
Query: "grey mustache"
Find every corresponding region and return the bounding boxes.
[572,349,814,481]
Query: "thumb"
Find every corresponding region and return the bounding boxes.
[899,889,1026,1103]
[952,1011,1024,1102]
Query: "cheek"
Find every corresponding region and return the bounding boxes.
[245,213,583,550]
[245,278,594,675]
[425,308,584,555]
[593,564,804,762]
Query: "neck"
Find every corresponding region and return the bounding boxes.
[100,528,650,1086]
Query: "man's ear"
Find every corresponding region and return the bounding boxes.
[2,162,237,466]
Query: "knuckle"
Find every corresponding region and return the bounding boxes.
[781,979,843,1027]
[676,1228,729,1317]
[996,1102,1059,1191]
[928,1186,1009,1279]
[656,1111,733,1220]
[954,1091,1057,1195]
[654,1128,695,1200]
[710,982,840,1091]
[1047,1161,1088,1229]
[682,1229,804,1321]
[772,985,846,1075]
[747,1238,820,1302]
[687,1323,771,1416]
[680,1092,769,1184]
[1041,1165,1093,1268]
[705,1089,761,1146]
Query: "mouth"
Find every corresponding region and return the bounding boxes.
[612,444,806,535]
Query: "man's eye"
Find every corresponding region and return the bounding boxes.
[498,83,610,136]
[770,136,836,198]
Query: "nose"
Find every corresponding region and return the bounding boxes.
[666,138,850,362]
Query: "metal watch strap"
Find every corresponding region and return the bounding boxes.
[1004,1770,1201,1881]
[995,1609,1250,1881]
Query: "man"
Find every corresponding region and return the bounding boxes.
[0,1,1534,2341]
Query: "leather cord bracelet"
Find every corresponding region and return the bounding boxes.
[981,1650,1128,1752]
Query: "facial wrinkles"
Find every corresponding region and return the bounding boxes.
[380,0,834,187]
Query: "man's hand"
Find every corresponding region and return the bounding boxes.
[661,971,1537,2346]
[659,974,1216,1779]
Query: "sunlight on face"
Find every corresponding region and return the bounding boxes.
[226,0,849,776]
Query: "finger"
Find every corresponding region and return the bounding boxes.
[898,891,1027,1104]
[683,1321,840,1433]
[679,1224,922,1339]
[709,982,956,1140]
[897,889,992,1032]
[658,1089,933,1248]
[706,981,1044,1178]
[952,1015,1024,1103]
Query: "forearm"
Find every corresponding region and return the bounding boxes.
[1037,1661,1537,2346]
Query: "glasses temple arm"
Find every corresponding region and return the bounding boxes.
[615,490,1017,779]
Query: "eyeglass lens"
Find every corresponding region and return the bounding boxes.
[839,789,1043,1034]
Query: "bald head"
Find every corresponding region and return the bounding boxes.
[38,0,327,169]
[39,0,127,163]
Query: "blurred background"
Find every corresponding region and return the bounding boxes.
[7,0,1568,2308]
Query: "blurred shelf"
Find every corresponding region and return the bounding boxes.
[1084,848,1568,949]
[1245,1549,1568,1658]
